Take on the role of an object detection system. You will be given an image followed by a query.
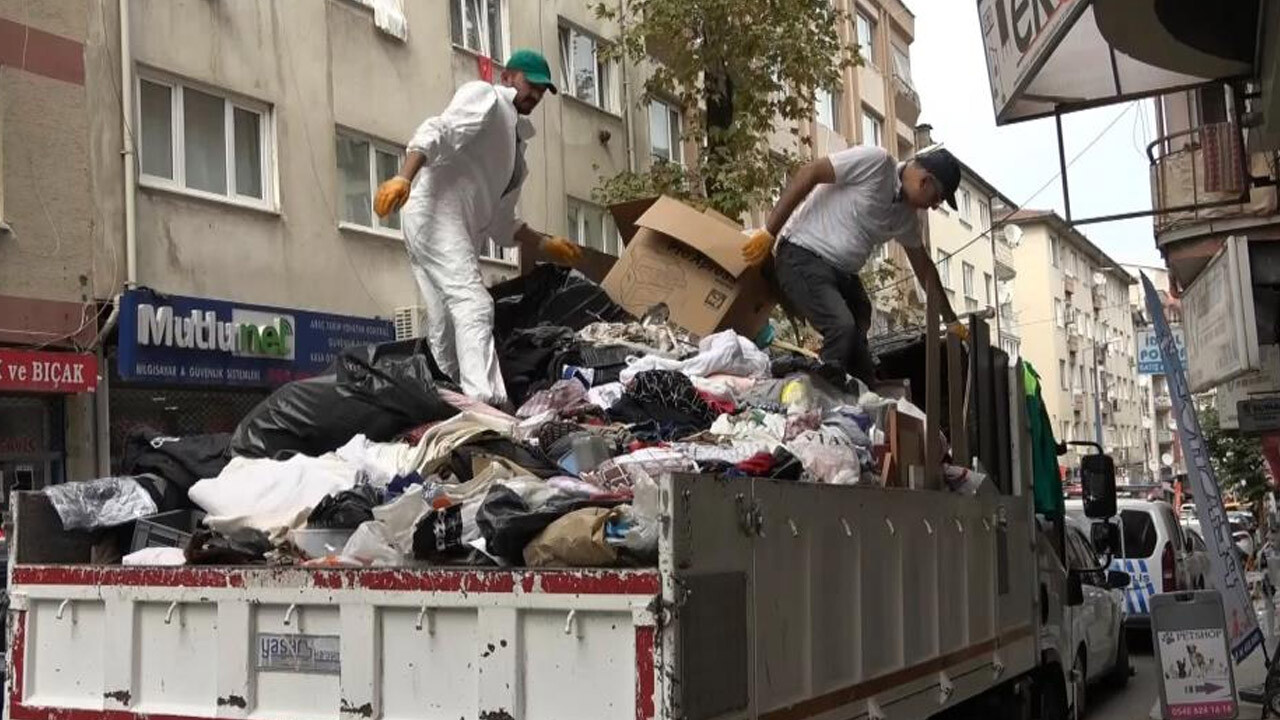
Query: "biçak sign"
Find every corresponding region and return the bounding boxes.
[117,289,394,387]
[0,349,97,394]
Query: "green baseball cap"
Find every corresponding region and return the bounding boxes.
[506,49,558,94]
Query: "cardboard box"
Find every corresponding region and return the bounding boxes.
[603,196,774,339]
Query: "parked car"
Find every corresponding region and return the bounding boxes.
[1181,525,1211,589]
[1064,518,1131,715]
[1069,498,1191,631]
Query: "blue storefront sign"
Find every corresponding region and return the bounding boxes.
[1137,325,1187,375]
[117,288,394,387]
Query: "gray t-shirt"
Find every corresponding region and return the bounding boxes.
[781,146,922,273]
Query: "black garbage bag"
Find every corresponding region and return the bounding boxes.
[122,429,231,506]
[496,326,578,407]
[185,527,272,565]
[475,483,621,565]
[231,339,459,458]
[491,264,632,336]
[307,485,383,529]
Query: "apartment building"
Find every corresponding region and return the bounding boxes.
[1123,264,1188,485]
[1001,210,1146,481]
[922,150,1019,357]
[0,0,915,481]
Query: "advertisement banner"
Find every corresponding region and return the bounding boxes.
[0,349,97,394]
[116,288,394,388]
[977,0,1084,122]
[1137,325,1187,375]
[1143,273,1263,663]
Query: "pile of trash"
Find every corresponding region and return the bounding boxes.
[44,266,982,571]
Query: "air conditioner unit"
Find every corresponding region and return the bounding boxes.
[393,306,426,341]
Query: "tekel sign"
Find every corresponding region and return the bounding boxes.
[978,0,1084,122]
[1137,325,1187,375]
[117,288,394,387]
[1237,397,1280,435]
[1152,591,1238,720]
[0,349,97,394]
[1182,236,1260,393]
[1216,344,1280,430]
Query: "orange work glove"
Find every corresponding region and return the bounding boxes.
[373,176,411,217]
[742,228,775,265]
[946,321,970,343]
[542,236,583,264]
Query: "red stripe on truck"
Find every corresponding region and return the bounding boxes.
[12,565,661,595]
[636,626,656,720]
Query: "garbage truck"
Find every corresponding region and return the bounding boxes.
[3,319,1119,720]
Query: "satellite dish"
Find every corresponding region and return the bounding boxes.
[1161,452,1174,467]
[1092,271,1106,285]
[1003,224,1023,247]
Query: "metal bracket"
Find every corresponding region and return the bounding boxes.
[56,598,72,621]
[564,609,583,639]
[283,603,298,628]
[414,603,435,634]
[164,601,181,626]
[938,671,955,705]
[841,518,853,537]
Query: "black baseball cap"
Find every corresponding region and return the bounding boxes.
[914,148,961,210]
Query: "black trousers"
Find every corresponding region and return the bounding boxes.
[774,241,876,384]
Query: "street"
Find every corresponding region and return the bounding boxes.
[1089,636,1159,720]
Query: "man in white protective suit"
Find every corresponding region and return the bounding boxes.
[373,49,581,406]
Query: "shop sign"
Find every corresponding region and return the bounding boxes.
[0,348,97,394]
[1183,236,1260,393]
[1137,325,1186,375]
[117,289,394,387]
[978,0,1084,122]
[1217,345,1280,430]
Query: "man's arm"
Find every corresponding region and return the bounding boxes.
[393,152,427,185]
[764,157,836,237]
[515,223,582,264]
[904,245,957,324]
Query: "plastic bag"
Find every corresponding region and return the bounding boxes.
[338,521,404,566]
[44,477,158,531]
[307,484,383,529]
[476,480,596,565]
[231,339,459,459]
[491,263,632,336]
[613,470,659,558]
[524,507,619,567]
[185,527,272,565]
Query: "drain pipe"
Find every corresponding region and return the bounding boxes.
[120,0,137,286]
[619,0,636,173]
[90,295,121,476]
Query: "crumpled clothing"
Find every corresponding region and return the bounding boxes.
[581,447,698,493]
[668,441,774,465]
[690,374,761,403]
[619,330,771,384]
[579,321,695,358]
[438,388,518,423]
[787,441,862,485]
[307,484,384,529]
[784,410,823,441]
[628,370,716,426]
[399,411,516,476]
[710,410,788,448]
[516,379,591,419]
[698,390,736,418]
[45,477,158,531]
[586,382,625,410]
[123,546,187,566]
[186,527,273,565]
[189,453,364,533]
[333,434,410,488]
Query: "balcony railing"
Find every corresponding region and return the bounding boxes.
[994,241,1016,280]
[1155,394,1172,410]
[1091,284,1105,309]
[1148,122,1277,238]
[892,74,920,127]
[1063,273,1077,294]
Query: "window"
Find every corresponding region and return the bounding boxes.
[648,99,683,165]
[959,188,972,223]
[891,45,912,85]
[450,0,505,61]
[860,109,883,148]
[567,197,621,256]
[816,87,840,131]
[336,130,404,234]
[936,249,952,289]
[1054,299,1065,328]
[965,298,979,313]
[983,272,993,305]
[978,200,990,232]
[1049,234,1061,267]
[855,11,877,67]
[559,24,619,113]
[962,262,975,298]
[137,74,273,208]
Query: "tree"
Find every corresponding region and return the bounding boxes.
[592,0,857,218]
[1197,400,1270,506]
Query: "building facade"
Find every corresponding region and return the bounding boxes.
[1123,263,1188,486]
[1002,210,1146,481]
[1,0,914,479]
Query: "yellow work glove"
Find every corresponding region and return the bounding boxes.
[946,320,970,343]
[542,236,583,264]
[742,228,774,266]
[373,176,411,218]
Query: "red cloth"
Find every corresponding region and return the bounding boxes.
[736,452,775,476]
[697,390,736,417]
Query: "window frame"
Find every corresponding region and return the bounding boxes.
[855,11,878,68]
[961,261,975,298]
[566,196,621,257]
[936,249,952,289]
[1055,298,1065,328]
[335,128,406,239]
[1059,360,1069,391]
[816,86,841,131]
[891,44,912,86]
[449,0,508,61]
[983,272,993,305]
[860,108,883,148]
[959,188,972,225]
[558,22,621,115]
[648,97,684,166]
[136,70,276,212]
[1049,234,1061,267]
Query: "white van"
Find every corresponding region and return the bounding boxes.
[1067,498,1190,629]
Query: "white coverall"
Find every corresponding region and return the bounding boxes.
[402,81,533,406]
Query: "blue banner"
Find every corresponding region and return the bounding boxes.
[1142,273,1263,664]
[117,288,394,387]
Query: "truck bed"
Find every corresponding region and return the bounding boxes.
[7,475,1037,720]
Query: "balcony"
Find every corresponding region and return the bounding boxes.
[1073,394,1087,412]
[1155,393,1172,410]
[1158,430,1174,445]
[1148,122,1278,240]
[1092,284,1105,309]
[1063,273,1077,294]
[892,74,920,127]
[1066,332,1080,351]
[994,241,1016,280]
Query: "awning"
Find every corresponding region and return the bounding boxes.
[979,0,1250,125]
